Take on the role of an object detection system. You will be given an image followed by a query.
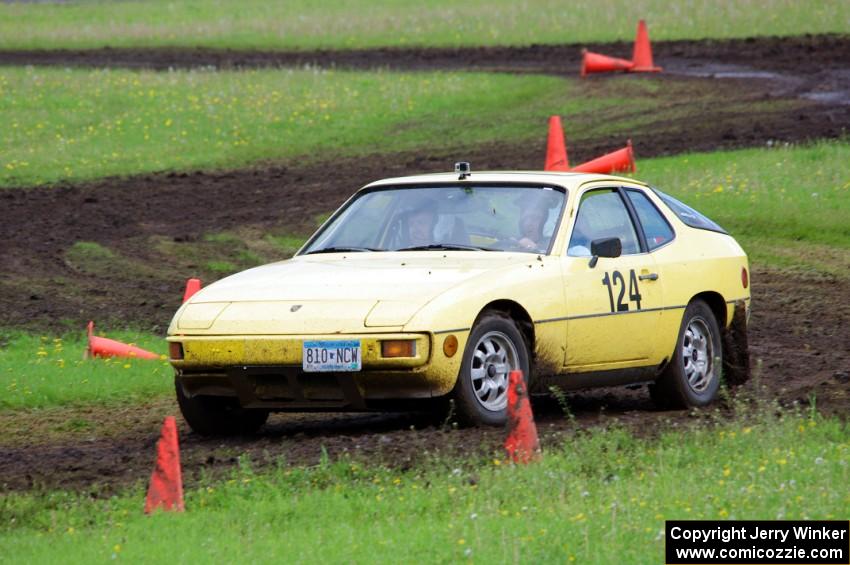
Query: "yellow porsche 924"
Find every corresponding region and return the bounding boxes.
[167,164,751,434]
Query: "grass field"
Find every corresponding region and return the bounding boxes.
[640,141,850,277]
[0,0,847,50]
[2,411,847,562]
[0,66,651,187]
[2,3,848,562]
[0,331,169,410]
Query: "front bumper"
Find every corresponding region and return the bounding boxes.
[169,333,431,370]
[168,332,468,409]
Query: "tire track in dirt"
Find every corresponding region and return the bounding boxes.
[0,34,847,76]
[1,268,847,493]
[0,36,848,492]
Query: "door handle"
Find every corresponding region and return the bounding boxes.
[639,273,659,281]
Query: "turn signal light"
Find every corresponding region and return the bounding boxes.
[169,342,184,360]
[381,340,416,358]
[741,267,749,289]
[443,335,459,358]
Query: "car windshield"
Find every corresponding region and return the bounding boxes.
[302,185,567,255]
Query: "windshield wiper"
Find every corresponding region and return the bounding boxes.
[396,243,500,252]
[304,246,383,255]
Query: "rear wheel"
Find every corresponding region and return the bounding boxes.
[651,299,722,409]
[451,313,530,426]
[175,377,269,435]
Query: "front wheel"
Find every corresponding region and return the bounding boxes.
[651,299,722,409]
[176,377,269,435]
[451,313,530,426]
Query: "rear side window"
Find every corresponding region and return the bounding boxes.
[653,188,727,234]
[626,190,675,250]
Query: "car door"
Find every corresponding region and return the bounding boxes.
[561,187,664,370]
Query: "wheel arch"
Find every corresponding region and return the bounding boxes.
[690,291,727,329]
[449,299,534,426]
[475,299,535,354]
[652,291,727,409]
[663,290,728,367]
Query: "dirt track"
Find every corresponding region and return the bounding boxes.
[0,36,848,492]
[1,35,849,331]
[1,265,848,493]
[1,33,847,77]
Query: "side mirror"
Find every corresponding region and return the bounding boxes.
[588,237,622,268]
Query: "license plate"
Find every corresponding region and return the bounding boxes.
[302,340,362,372]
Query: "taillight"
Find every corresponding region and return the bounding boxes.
[741,267,749,289]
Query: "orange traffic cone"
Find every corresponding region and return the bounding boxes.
[85,321,160,360]
[630,19,662,73]
[504,370,540,464]
[145,416,185,514]
[580,48,635,77]
[570,140,636,174]
[182,278,202,303]
[544,115,570,171]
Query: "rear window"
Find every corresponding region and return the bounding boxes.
[652,188,727,234]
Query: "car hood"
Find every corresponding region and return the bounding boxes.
[172,252,535,334]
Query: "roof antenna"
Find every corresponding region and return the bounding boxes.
[454,161,471,180]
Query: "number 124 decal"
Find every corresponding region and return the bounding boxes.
[601,269,642,312]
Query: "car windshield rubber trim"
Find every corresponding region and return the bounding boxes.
[303,246,384,255]
[395,243,499,252]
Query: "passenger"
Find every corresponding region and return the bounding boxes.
[516,206,548,252]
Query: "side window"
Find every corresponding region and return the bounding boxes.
[626,189,675,250]
[568,189,640,256]
[653,188,727,234]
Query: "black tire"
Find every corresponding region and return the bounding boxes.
[175,377,269,435]
[651,299,722,409]
[451,312,531,426]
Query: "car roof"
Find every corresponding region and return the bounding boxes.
[362,171,648,192]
